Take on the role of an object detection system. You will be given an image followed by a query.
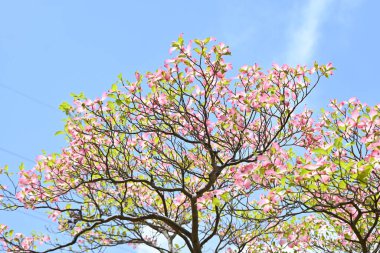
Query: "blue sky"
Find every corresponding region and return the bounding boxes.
[0,0,379,252]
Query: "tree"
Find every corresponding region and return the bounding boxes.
[0,36,333,253]
[252,98,380,253]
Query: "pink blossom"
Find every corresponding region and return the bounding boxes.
[320,174,330,184]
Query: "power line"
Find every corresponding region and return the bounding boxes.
[0,82,57,163]
[0,146,35,164]
[20,209,53,223]
[0,83,56,111]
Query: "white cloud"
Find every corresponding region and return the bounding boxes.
[285,0,332,65]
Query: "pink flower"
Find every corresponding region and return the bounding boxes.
[36,155,46,162]
[135,72,141,81]
[243,179,251,189]
[351,109,360,121]
[263,205,271,213]
[157,94,168,105]
[19,177,30,186]
[216,72,224,78]
[320,174,330,184]
[169,47,176,54]
[16,191,25,201]
[21,237,33,250]
[48,211,61,222]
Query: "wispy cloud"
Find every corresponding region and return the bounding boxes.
[285,0,332,65]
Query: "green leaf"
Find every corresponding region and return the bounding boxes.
[108,93,116,99]
[55,130,65,136]
[334,138,343,149]
[115,99,122,106]
[178,36,184,46]
[70,92,85,100]
[171,41,180,49]
[309,183,318,190]
[300,168,309,176]
[58,101,72,114]
[221,192,229,202]
[108,101,115,111]
[92,174,102,180]
[194,48,202,55]
[338,181,346,189]
[357,166,372,183]
[127,198,133,208]
[111,83,118,92]
[194,39,202,45]
[313,148,329,156]
[281,177,286,186]
[212,197,221,207]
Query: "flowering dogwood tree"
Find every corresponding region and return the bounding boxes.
[250,99,380,253]
[0,36,333,252]
[286,98,380,253]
